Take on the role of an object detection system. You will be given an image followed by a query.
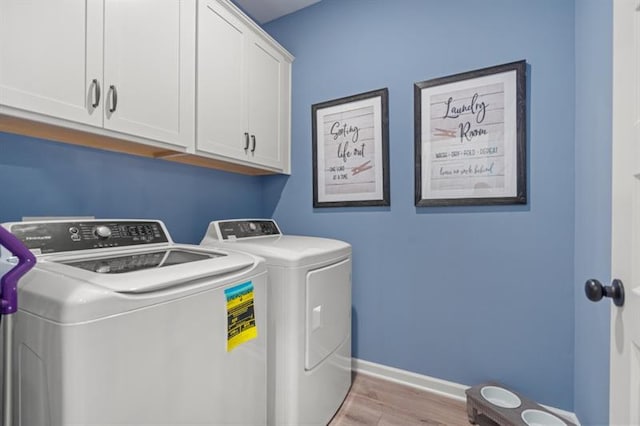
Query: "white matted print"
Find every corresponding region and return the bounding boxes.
[414,61,526,206]
[312,88,389,207]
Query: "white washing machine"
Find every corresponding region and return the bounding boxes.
[201,219,352,426]
[0,219,268,426]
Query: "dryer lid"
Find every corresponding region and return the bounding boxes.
[202,235,351,267]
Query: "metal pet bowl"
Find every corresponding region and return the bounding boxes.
[521,409,567,426]
[480,385,522,409]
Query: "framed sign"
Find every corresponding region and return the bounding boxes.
[414,60,526,206]
[312,88,390,207]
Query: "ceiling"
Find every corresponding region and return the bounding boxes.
[234,0,322,24]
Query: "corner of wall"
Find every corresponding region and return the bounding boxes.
[573,0,613,423]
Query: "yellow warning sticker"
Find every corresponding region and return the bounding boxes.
[225,281,258,351]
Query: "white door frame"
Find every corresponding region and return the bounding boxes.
[610,1,638,424]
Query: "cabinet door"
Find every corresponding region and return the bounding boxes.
[103,0,194,148]
[0,0,103,126]
[196,0,249,161]
[246,35,286,170]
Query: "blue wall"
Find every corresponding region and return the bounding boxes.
[574,0,612,424]
[0,132,266,243]
[265,0,576,410]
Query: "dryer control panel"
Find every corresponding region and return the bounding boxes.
[6,220,169,254]
[215,219,281,240]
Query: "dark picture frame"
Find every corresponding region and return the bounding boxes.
[414,60,527,206]
[312,88,390,208]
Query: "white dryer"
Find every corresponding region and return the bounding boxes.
[201,219,352,426]
[0,219,268,426]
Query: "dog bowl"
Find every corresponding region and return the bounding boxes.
[479,386,521,409]
[521,409,567,426]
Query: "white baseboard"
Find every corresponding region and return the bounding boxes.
[351,358,580,425]
[352,358,468,401]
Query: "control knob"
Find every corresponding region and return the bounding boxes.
[94,225,112,240]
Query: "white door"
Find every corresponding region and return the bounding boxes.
[103,0,194,148]
[610,1,640,424]
[196,0,249,161]
[0,0,103,127]
[247,35,284,170]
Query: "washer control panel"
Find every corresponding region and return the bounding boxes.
[8,220,169,254]
[216,219,281,240]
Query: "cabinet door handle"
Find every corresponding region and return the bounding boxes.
[90,79,101,108]
[108,85,118,113]
[251,135,256,153]
[244,132,250,151]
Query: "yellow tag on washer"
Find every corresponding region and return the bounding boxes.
[225,281,258,351]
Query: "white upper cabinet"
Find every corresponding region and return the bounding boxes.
[0,0,290,174]
[197,1,248,161]
[247,35,288,169]
[0,0,195,150]
[102,0,194,148]
[0,0,104,127]
[196,0,293,173]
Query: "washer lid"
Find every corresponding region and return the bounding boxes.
[41,245,257,293]
[202,235,351,267]
[61,249,220,274]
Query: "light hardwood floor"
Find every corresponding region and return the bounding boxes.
[329,373,470,426]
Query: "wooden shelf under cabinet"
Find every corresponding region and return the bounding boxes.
[0,115,277,176]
